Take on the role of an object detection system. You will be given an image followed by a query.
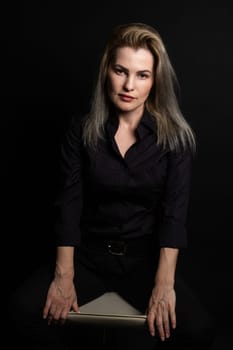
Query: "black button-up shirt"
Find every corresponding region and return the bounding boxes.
[55,111,192,248]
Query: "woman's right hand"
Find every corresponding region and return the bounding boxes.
[43,272,78,324]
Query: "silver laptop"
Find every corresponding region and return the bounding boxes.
[67,292,147,327]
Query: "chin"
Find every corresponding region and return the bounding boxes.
[116,107,135,113]
[114,102,136,112]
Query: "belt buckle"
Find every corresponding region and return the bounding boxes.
[107,240,127,256]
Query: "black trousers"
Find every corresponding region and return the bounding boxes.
[7,238,215,349]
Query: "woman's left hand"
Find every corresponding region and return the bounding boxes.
[147,284,176,341]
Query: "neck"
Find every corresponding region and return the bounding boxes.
[118,109,144,130]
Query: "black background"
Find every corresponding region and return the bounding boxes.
[2,1,233,346]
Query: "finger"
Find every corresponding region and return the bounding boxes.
[49,303,57,317]
[47,304,57,325]
[160,301,170,339]
[147,311,156,336]
[60,307,70,322]
[62,301,74,319]
[156,305,165,341]
[53,306,64,321]
[43,298,52,319]
[169,307,176,329]
[72,300,79,313]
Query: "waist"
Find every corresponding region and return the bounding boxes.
[81,234,157,256]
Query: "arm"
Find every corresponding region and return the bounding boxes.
[147,247,178,339]
[43,116,84,323]
[54,115,84,247]
[147,148,193,339]
[43,246,78,323]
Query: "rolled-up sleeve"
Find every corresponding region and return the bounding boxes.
[54,116,83,247]
[158,148,193,248]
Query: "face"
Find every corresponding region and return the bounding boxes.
[107,47,154,115]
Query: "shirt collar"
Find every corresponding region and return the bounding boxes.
[106,109,157,140]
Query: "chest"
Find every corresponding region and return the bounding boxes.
[83,137,169,193]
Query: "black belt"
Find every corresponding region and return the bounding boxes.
[82,235,155,256]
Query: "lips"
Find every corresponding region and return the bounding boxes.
[118,94,135,101]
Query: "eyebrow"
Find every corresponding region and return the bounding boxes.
[113,64,152,74]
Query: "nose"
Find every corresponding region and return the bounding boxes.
[123,75,135,92]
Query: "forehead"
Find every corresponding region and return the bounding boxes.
[113,46,154,70]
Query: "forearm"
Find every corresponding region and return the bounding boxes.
[155,247,179,287]
[55,246,75,279]
[148,247,178,338]
[43,246,78,320]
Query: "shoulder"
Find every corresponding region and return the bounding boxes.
[60,114,88,148]
[66,113,87,136]
[166,144,194,168]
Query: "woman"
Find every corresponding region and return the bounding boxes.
[9,22,215,349]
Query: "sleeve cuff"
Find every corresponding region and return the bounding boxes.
[158,222,188,248]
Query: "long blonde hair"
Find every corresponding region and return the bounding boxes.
[83,22,196,152]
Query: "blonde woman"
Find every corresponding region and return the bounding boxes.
[9,23,215,349]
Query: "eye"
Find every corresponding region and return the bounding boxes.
[137,72,150,79]
[114,67,127,76]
